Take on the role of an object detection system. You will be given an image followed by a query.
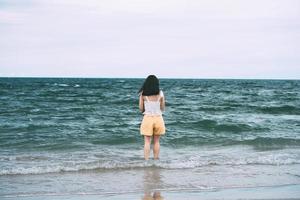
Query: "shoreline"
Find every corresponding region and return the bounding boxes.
[1,164,300,199]
[2,184,300,200]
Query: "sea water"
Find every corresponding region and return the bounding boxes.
[0,78,300,198]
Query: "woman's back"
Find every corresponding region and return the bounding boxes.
[143,91,164,116]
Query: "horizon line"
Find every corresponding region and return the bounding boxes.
[0,76,299,80]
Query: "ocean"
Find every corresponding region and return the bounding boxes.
[0,78,300,199]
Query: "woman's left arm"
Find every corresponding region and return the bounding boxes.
[139,94,144,113]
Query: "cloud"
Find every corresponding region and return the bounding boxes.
[0,0,299,78]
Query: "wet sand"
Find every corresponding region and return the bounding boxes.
[3,184,300,200]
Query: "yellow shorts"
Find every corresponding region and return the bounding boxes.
[140,115,166,136]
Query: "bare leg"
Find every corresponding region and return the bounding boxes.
[153,191,162,199]
[144,136,151,160]
[153,135,160,160]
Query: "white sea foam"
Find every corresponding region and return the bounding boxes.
[1,150,299,175]
[53,83,69,87]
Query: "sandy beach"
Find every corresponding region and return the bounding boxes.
[2,183,300,200]
[2,165,300,200]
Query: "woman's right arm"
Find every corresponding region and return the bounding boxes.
[139,94,144,113]
[160,95,165,112]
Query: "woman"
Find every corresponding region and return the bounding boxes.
[139,75,166,160]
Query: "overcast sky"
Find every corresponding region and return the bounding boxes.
[0,0,299,79]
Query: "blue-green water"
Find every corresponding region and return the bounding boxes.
[1,78,300,198]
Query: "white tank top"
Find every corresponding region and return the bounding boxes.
[143,90,164,116]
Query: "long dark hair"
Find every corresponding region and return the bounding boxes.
[139,75,160,96]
